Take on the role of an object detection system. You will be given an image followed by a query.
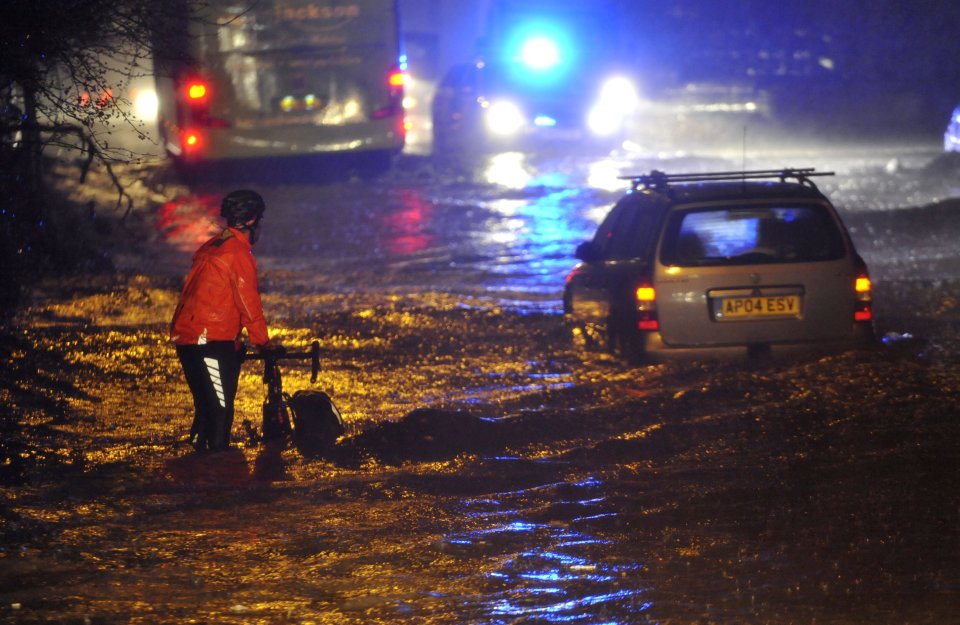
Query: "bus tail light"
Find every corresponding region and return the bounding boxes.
[635,283,659,331]
[181,129,203,155]
[372,64,405,120]
[388,70,406,88]
[184,79,209,104]
[179,76,230,130]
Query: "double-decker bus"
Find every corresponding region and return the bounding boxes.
[154,0,405,168]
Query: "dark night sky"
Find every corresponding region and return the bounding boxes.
[631,1,959,82]
[660,0,960,131]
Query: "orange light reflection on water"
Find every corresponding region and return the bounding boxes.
[154,194,222,252]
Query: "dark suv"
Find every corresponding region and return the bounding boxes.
[431,60,637,152]
[564,169,875,362]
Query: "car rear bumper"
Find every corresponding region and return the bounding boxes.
[638,325,877,362]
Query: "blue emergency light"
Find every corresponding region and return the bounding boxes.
[502,17,576,73]
[519,36,560,70]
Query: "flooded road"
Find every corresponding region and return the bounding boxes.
[1,144,958,624]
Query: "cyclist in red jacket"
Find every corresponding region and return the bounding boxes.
[171,189,278,451]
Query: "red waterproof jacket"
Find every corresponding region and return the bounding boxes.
[170,228,270,346]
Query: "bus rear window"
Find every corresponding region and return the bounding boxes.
[199,0,399,119]
[213,0,397,52]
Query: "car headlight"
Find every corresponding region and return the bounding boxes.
[484,100,526,136]
[598,76,640,111]
[587,76,639,136]
[587,104,624,136]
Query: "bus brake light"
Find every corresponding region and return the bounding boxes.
[388,70,405,88]
[373,65,406,119]
[185,81,208,101]
[182,129,203,153]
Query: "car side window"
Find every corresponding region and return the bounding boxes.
[606,208,642,259]
[597,196,661,261]
[440,65,473,90]
[439,67,458,89]
[614,210,660,261]
[591,200,630,258]
[591,196,661,261]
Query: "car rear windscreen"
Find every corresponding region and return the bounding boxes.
[660,205,847,266]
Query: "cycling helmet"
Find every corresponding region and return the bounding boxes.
[220,190,265,226]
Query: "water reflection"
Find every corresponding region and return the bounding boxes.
[451,368,574,405]
[587,159,629,192]
[148,151,629,312]
[477,188,599,302]
[444,476,654,623]
[452,151,630,306]
[383,187,436,255]
[483,152,533,189]
[154,194,221,253]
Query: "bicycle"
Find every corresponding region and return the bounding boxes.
[241,341,345,454]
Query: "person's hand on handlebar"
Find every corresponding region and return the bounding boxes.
[259,342,287,359]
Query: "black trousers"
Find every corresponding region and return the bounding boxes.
[176,341,241,451]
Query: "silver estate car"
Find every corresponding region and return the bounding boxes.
[563,169,875,362]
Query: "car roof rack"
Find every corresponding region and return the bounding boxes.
[619,168,835,191]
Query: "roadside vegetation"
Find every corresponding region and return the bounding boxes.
[0,0,195,311]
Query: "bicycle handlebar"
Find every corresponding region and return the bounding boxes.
[241,340,321,383]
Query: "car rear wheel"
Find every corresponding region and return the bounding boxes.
[608,315,645,365]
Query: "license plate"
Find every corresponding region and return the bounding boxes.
[718,295,800,318]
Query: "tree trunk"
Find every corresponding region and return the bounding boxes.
[20,82,44,193]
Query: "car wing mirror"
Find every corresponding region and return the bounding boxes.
[575,241,601,262]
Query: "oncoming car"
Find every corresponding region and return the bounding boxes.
[563,169,875,363]
[945,105,960,152]
[431,60,638,152]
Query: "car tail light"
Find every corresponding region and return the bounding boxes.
[635,283,659,331]
[854,264,872,323]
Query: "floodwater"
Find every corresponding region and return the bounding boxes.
[1,142,958,624]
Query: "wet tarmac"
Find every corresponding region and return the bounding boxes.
[1,144,958,624]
